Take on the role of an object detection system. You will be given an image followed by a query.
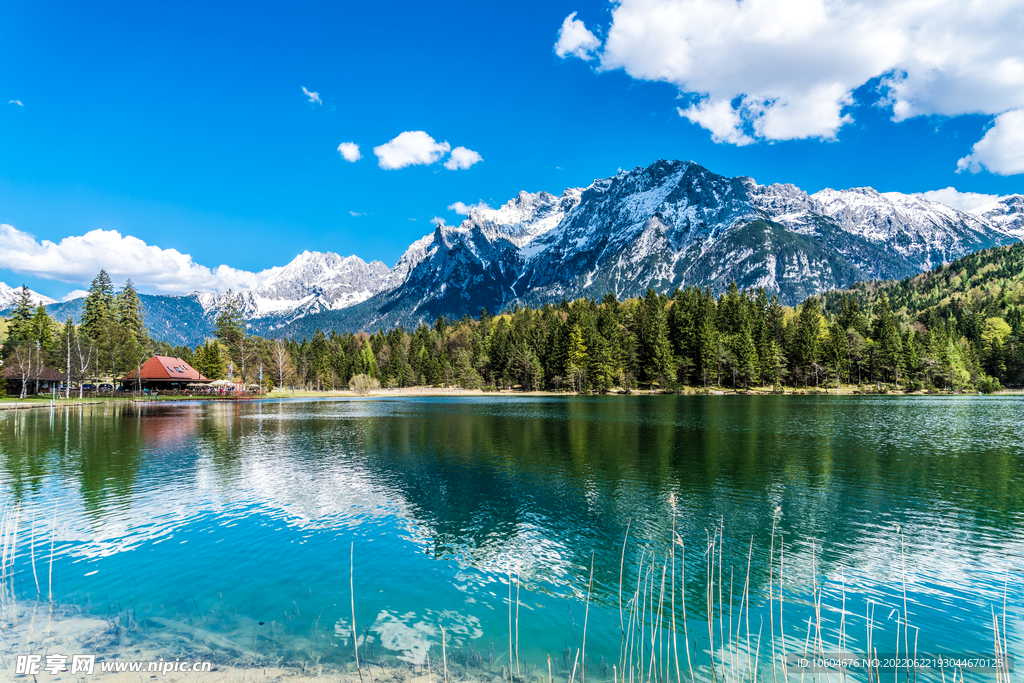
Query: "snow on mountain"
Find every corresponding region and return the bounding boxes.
[334,160,1023,332]
[970,195,1024,239]
[746,181,1014,280]
[0,282,57,309]
[194,251,390,326]
[515,160,861,306]
[465,189,583,247]
[24,160,1023,341]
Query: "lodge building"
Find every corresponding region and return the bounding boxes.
[120,355,212,391]
[3,365,67,396]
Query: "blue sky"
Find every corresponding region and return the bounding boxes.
[2,0,1023,300]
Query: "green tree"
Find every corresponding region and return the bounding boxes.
[31,305,56,357]
[567,323,589,391]
[116,279,146,344]
[215,291,255,384]
[872,296,903,385]
[824,322,850,389]
[195,340,226,380]
[637,288,674,386]
[2,286,35,358]
[793,297,823,386]
[81,270,115,340]
[357,338,380,379]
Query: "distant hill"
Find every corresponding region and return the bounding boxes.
[41,293,216,347]
[821,241,1024,329]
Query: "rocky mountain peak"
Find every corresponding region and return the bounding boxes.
[0,282,57,309]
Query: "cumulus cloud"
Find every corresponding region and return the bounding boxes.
[957,109,1024,176]
[62,289,89,302]
[557,0,1024,145]
[678,100,754,146]
[444,146,483,170]
[430,217,445,226]
[916,187,1005,212]
[337,142,362,162]
[554,12,601,61]
[349,210,366,217]
[302,86,321,105]
[8,99,23,106]
[374,131,451,170]
[447,201,491,215]
[0,224,276,294]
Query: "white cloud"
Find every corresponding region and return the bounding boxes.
[61,289,88,302]
[349,210,366,217]
[560,0,1024,145]
[957,109,1024,176]
[8,99,23,106]
[430,217,445,226]
[447,201,491,215]
[916,187,1005,212]
[678,100,754,146]
[554,12,601,61]
[0,224,276,294]
[337,142,362,162]
[444,146,483,170]
[302,86,321,105]
[374,131,451,170]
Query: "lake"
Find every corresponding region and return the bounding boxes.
[1,395,1021,680]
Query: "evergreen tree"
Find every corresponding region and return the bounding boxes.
[637,288,674,386]
[696,290,718,387]
[81,270,115,340]
[215,290,254,384]
[27,306,57,367]
[2,285,35,358]
[116,279,146,344]
[872,296,903,384]
[357,338,380,379]
[567,323,589,391]
[195,340,226,380]
[793,297,823,386]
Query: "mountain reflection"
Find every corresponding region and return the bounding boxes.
[1,396,1023,619]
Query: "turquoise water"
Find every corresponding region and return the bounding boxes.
[1,396,1022,679]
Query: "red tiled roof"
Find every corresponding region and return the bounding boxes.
[121,355,210,382]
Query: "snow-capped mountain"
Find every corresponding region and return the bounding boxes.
[196,251,391,326]
[334,160,1022,331]
[23,160,1024,343]
[746,182,1018,281]
[970,194,1024,238]
[0,282,57,309]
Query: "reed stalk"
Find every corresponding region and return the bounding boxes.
[30,509,39,597]
[583,554,594,683]
[442,624,449,683]
[516,568,522,683]
[351,542,364,683]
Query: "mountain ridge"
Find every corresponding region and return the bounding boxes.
[9,160,1024,345]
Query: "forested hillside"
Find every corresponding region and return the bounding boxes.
[822,241,1024,388]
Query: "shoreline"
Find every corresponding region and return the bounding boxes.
[3,386,1022,410]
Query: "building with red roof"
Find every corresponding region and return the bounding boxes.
[120,355,212,390]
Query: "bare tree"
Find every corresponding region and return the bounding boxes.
[7,344,42,398]
[73,335,96,398]
[270,340,297,390]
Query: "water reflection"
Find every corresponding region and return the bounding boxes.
[0,396,1021,677]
